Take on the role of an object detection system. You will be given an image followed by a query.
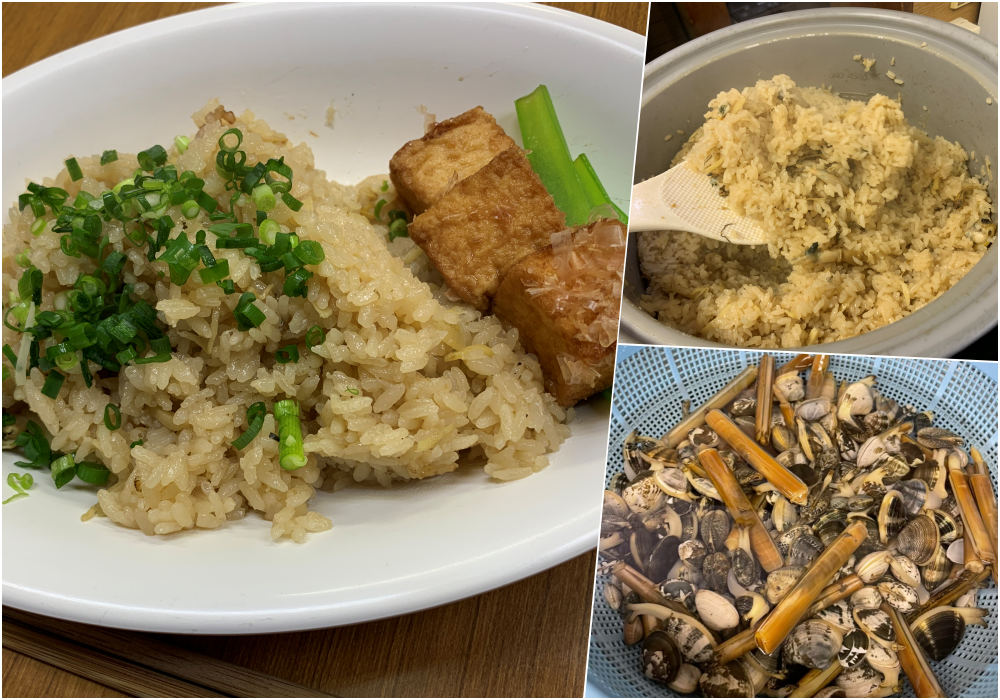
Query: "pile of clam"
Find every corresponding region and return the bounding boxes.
[600,354,998,698]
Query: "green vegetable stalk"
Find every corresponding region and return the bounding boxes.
[573,154,628,224]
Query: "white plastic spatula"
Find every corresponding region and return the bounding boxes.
[629,163,769,245]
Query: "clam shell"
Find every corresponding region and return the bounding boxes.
[680,510,699,541]
[946,538,965,565]
[895,514,939,566]
[916,427,964,449]
[836,662,882,698]
[815,689,846,699]
[816,600,855,632]
[689,426,719,449]
[630,529,656,573]
[848,494,874,511]
[699,660,754,698]
[849,586,883,610]
[659,579,698,615]
[647,535,680,584]
[838,628,870,669]
[855,551,891,583]
[772,424,798,453]
[695,589,740,631]
[603,581,623,611]
[894,478,928,515]
[622,476,664,514]
[661,614,716,665]
[796,397,832,422]
[921,545,951,590]
[911,608,967,661]
[877,491,907,543]
[701,510,730,554]
[853,608,897,650]
[667,663,701,694]
[783,619,843,670]
[654,468,689,498]
[765,566,805,604]
[609,472,630,496]
[775,373,805,402]
[929,509,960,545]
[877,580,919,614]
[888,555,920,588]
[642,630,682,683]
[732,546,760,588]
[772,496,798,533]
[677,538,707,570]
[604,490,629,518]
[702,551,731,594]
[623,613,644,645]
[777,524,814,556]
[815,512,848,547]
[730,396,757,417]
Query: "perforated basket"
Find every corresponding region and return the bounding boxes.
[588,348,999,698]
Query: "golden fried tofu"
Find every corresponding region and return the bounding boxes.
[493,219,626,406]
[389,106,516,215]
[409,147,566,311]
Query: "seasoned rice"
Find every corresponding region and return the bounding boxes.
[638,75,995,348]
[2,101,572,541]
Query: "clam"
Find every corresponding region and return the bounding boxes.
[699,660,754,698]
[910,410,935,432]
[849,513,883,558]
[647,535,680,584]
[815,511,848,547]
[659,611,716,665]
[929,509,960,545]
[730,396,757,417]
[622,475,664,514]
[701,510,730,554]
[695,589,740,631]
[689,425,720,450]
[609,472,630,496]
[877,492,907,544]
[815,688,846,698]
[684,469,722,501]
[796,397,832,422]
[893,514,939,566]
[623,613,644,645]
[836,662,882,698]
[865,644,901,692]
[788,531,826,568]
[702,551,730,594]
[772,495,798,532]
[623,430,659,479]
[815,600,855,633]
[660,579,699,614]
[666,663,701,694]
[837,377,875,422]
[894,478,928,515]
[642,630,682,683]
[735,592,770,627]
[910,606,987,661]
[855,551,892,583]
[771,424,797,453]
[656,506,683,538]
[946,538,965,565]
[847,494,874,512]
[774,372,805,402]
[603,581,623,612]
[920,545,951,591]
[604,490,629,519]
[630,529,656,573]
[735,465,765,491]
[677,538,707,571]
[783,619,843,669]
[849,586,883,610]
[732,544,760,589]
[653,468,690,499]
[853,608,898,651]
[877,580,919,614]
[916,426,963,449]
[599,531,630,560]
[765,566,805,604]
[775,448,807,469]
[862,410,891,438]
[888,554,920,588]
[838,628,870,668]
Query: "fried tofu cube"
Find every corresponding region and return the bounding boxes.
[389,106,516,215]
[409,146,566,311]
[493,219,626,407]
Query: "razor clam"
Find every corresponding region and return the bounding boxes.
[853,608,898,651]
[783,619,843,669]
[877,580,919,613]
[765,566,805,604]
[642,630,682,684]
[849,586,883,610]
[838,628,870,668]
[910,606,987,661]
[695,589,740,631]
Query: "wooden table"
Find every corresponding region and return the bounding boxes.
[1,2,647,697]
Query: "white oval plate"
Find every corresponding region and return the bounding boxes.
[1,2,643,633]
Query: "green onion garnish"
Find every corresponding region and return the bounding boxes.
[181,200,200,219]
[134,354,170,364]
[75,461,110,485]
[130,439,144,449]
[30,218,47,236]
[388,218,408,241]
[41,370,65,399]
[281,192,303,212]
[100,150,118,166]
[103,403,122,430]
[15,249,31,267]
[274,399,306,470]
[198,260,230,284]
[13,420,51,469]
[275,345,299,364]
[374,199,386,221]
[232,401,266,450]
[381,180,389,192]
[65,157,84,182]
[283,268,313,298]
[252,183,276,212]
[174,135,191,154]
[293,240,324,266]
[137,145,168,171]
[2,472,33,505]
[305,325,325,347]
[259,219,280,245]
[50,454,76,488]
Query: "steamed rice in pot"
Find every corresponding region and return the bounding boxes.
[638,75,995,348]
[2,102,571,542]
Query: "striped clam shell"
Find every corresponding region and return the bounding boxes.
[838,628,870,669]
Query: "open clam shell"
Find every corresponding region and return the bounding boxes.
[838,628,870,669]
[783,619,843,670]
[646,535,680,584]
[677,538,707,571]
[658,579,698,615]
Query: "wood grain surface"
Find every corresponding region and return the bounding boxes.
[0,2,643,697]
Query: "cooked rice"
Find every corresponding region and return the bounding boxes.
[638,75,995,348]
[2,101,571,541]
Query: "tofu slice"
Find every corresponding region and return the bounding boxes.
[409,146,566,311]
[492,219,626,407]
[389,106,516,215]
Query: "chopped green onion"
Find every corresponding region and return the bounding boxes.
[134,354,171,364]
[381,180,389,192]
[65,157,84,182]
[219,128,243,152]
[75,461,111,485]
[196,190,218,214]
[293,240,324,265]
[281,192,304,212]
[150,336,172,355]
[388,218,408,241]
[198,260,230,284]
[274,345,299,363]
[2,344,17,367]
[104,404,122,431]
[274,399,307,470]
[55,351,78,372]
[50,454,76,489]
[66,323,97,350]
[232,401,266,450]
[41,370,66,399]
[181,199,200,219]
[374,199,386,221]
[218,279,235,294]
[2,472,33,505]
[174,135,191,154]
[13,420,51,469]
[573,153,628,224]
[137,145,168,171]
[305,325,325,347]
[30,218,47,236]
[116,347,138,364]
[252,183,276,211]
[100,150,118,166]
[15,249,31,267]
[283,268,313,298]
[130,439,144,449]
[259,219,280,245]
[515,85,591,226]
